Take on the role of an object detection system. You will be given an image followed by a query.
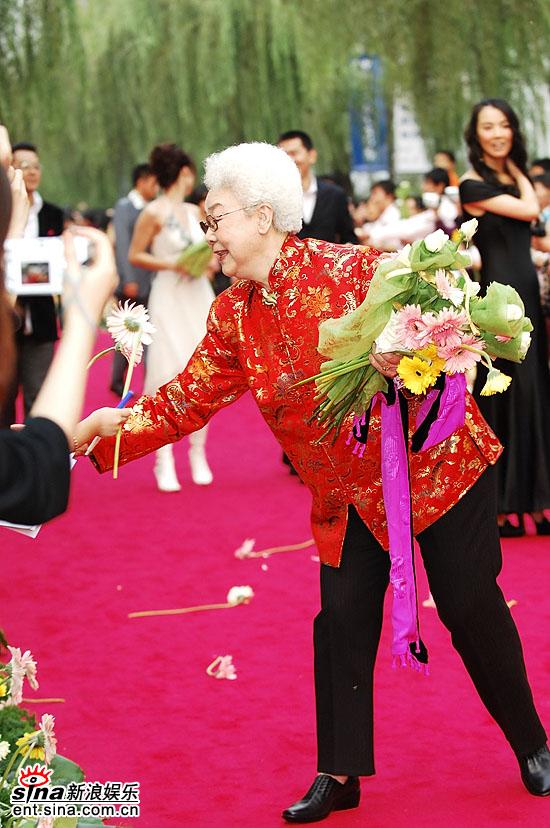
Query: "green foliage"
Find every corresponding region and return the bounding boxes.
[49,753,85,785]
[0,0,548,206]
[0,705,36,773]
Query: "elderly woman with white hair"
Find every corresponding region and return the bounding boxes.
[89,142,549,821]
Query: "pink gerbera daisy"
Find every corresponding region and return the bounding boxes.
[394,304,429,350]
[421,308,467,349]
[439,335,485,374]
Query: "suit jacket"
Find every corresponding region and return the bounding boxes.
[90,236,501,566]
[113,196,152,302]
[17,201,65,343]
[299,179,358,244]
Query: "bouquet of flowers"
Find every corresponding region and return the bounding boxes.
[0,639,107,828]
[176,240,212,277]
[302,221,532,440]
[297,221,533,674]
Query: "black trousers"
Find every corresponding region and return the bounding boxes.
[0,338,54,427]
[314,467,547,776]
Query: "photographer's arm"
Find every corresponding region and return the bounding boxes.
[0,126,12,168]
[29,226,118,441]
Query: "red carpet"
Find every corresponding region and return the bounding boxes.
[2,334,549,827]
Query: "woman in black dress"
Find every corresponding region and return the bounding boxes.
[460,99,550,536]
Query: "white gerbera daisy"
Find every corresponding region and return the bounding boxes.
[39,714,57,763]
[234,539,256,559]
[226,586,255,606]
[105,300,155,363]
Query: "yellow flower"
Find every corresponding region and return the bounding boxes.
[0,682,7,697]
[397,355,441,395]
[16,731,35,745]
[16,731,45,760]
[416,345,445,373]
[480,368,512,396]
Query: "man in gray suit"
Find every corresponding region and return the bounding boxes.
[110,163,158,395]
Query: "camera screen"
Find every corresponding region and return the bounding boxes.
[21,261,52,286]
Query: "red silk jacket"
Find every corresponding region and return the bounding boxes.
[91,236,502,566]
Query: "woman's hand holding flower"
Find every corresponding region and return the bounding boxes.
[73,407,132,456]
[369,351,401,378]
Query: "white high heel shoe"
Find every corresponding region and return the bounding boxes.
[154,445,181,492]
[188,445,213,486]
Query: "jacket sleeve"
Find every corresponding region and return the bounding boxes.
[335,188,359,244]
[113,201,137,286]
[90,297,250,473]
[0,417,70,524]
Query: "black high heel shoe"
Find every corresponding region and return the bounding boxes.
[534,516,550,535]
[499,516,525,538]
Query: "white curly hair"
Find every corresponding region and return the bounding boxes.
[203,142,303,234]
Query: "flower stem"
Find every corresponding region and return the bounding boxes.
[113,332,141,479]
[86,346,116,370]
[460,343,493,371]
[239,539,315,558]
[459,268,480,336]
[0,743,32,791]
[128,602,239,618]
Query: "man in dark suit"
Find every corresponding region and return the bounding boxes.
[277,130,357,244]
[277,131,358,476]
[0,142,64,428]
[110,163,158,396]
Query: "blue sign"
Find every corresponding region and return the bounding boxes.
[350,55,389,173]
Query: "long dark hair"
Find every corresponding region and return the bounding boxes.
[464,99,529,187]
[0,166,15,404]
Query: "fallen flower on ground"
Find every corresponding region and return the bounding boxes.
[206,655,237,680]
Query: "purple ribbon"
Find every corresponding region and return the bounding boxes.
[414,373,466,451]
[348,373,467,673]
[371,387,422,669]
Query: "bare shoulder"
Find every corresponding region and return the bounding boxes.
[139,200,164,227]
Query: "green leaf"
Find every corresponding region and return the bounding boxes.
[49,754,85,785]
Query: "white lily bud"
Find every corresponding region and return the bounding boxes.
[424,229,449,253]
[459,218,478,243]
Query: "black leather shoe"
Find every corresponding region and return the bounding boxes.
[282,775,360,823]
[519,744,550,796]
[535,516,550,536]
[499,517,525,538]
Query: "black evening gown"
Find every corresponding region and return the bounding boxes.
[460,178,550,513]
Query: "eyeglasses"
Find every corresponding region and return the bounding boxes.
[199,204,258,235]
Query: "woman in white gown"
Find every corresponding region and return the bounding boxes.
[129,143,215,490]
